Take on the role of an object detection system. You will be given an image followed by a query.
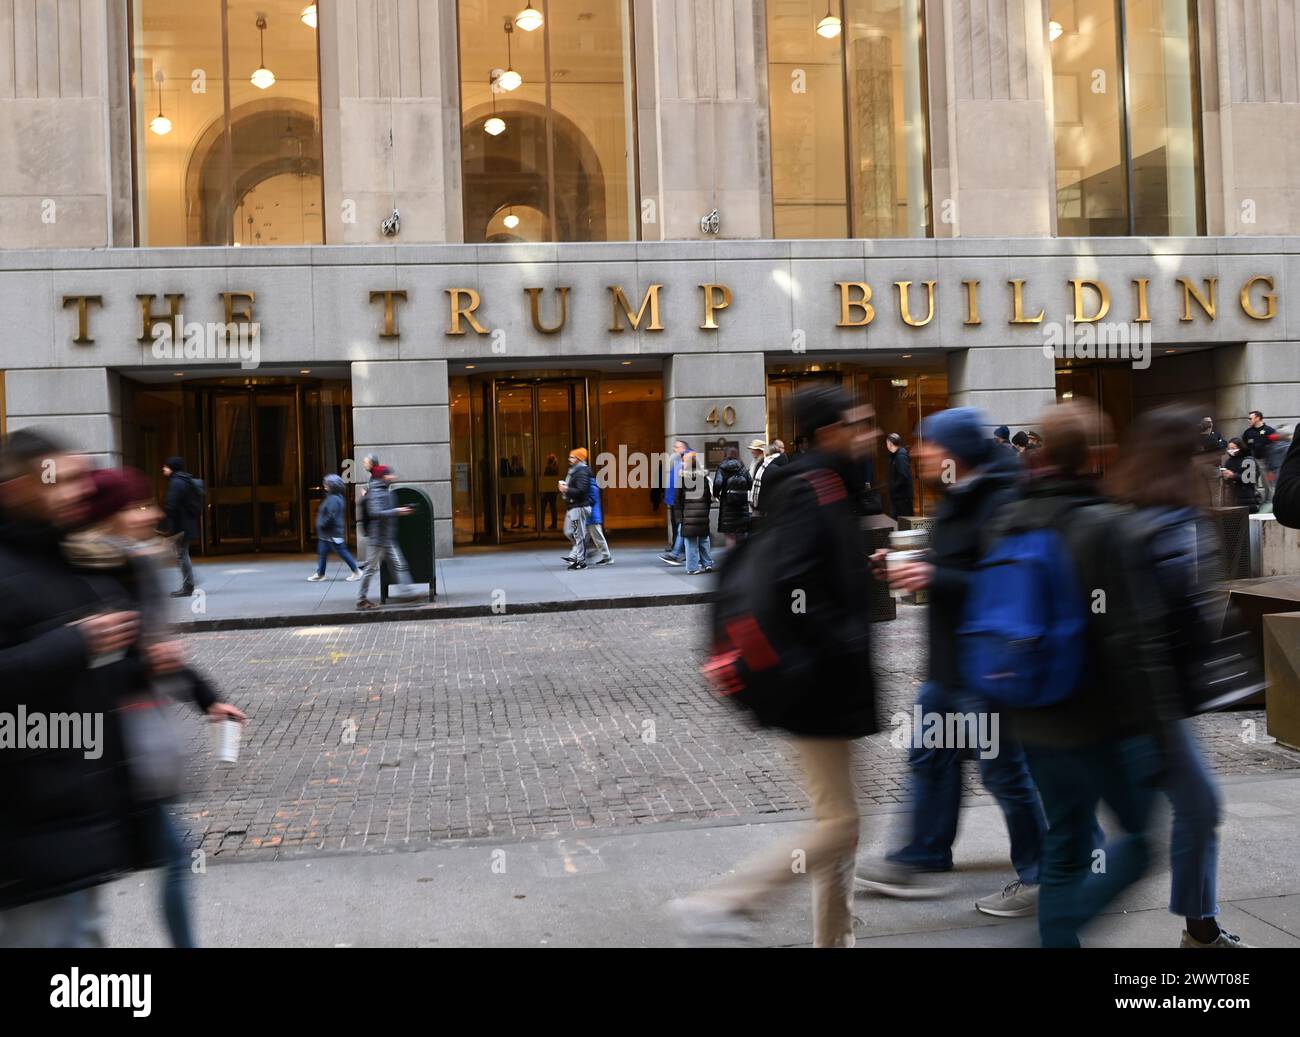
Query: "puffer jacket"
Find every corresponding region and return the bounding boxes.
[680,468,713,538]
[713,458,752,534]
[317,475,348,540]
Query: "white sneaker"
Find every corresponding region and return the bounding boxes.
[307,574,325,582]
[346,572,362,582]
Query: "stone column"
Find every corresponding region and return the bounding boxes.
[320,0,463,244]
[636,0,770,240]
[932,0,1054,237]
[351,359,452,558]
[946,345,1056,435]
[3,367,121,468]
[1213,343,1300,435]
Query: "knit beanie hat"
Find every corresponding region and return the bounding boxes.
[570,448,588,463]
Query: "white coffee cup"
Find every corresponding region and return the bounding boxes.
[216,718,242,764]
[885,549,928,599]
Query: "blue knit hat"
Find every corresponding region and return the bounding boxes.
[920,407,993,469]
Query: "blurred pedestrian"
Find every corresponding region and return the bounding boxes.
[1199,417,1226,455]
[676,387,877,947]
[1220,438,1260,513]
[560,448,593,571]
[679,452,715,574]
[858,408,1045,916]
[1106,406,1247,948]
[713,446,752,546]
[309,474,361,583]
[999,403,1180,948]
[660,440,689,566]
[161,456,202,598]
[64,466,247,948]
[356,465,415,610]
[1274,434,1300,528]
[0,431,143,947]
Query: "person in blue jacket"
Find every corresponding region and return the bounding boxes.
[308,474,361,582]
[565,464,613,566]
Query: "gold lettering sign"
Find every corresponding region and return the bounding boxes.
[1008,280,1044,324]
[895,281,937,328]
[446,288,489,335]
[836,282,875,328]
[1069,279,1110,324]
[609,285,664,333]
[699,284,732,331]
[221,291,256,327]
[962,280,981,325]
[137,293,184,342]
[1178,277,1217,322]
[1132,278,1151,323]
[369,290,408,338]
[1240,275,1278,321]
[61,295,103,344]
[527,287,570,335]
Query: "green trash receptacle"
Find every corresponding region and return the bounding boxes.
[380,486,436,604]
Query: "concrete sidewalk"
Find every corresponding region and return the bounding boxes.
[102,772,1300,948]
[168,545,716,630]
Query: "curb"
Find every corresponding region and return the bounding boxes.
[175,591,716,633]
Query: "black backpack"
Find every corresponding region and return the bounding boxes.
[184,475,206,517]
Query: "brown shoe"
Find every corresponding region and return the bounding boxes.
[356,599,378,611]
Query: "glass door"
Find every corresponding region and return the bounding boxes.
[209,391,255,549]
[254,390,302,550]
[488,377,590,544]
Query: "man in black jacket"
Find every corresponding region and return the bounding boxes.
[0,431,146,946]
[857,408,1046,918]
[1001,403,1180,947]
[673,387,877,947]
[162,456,200,597]
[1242,411,1276,501]
[885,433,913,519]
[560,448,593,571]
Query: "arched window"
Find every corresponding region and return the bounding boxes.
[131,1,324,247]
[458,1,638,243]
[766,0,930,239]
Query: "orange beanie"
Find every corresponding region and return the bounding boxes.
[571,448,588,462]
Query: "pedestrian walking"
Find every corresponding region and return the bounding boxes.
[63,466,247,948]
[0,431,145,947]
[309,474,361,582]
[660,440,689,566]
[1106,406,1248,948]
[676,386,877,947]
[679,452,715,574]
[356,465,415,610]
[1220,438,1260,512]
[161,456,202,597]
[713,446,752,546]
[885,433,913,519]
[858,409,1046,916]
[995,402,1180,948]
[560,448,593,570]
[565,461,611,566]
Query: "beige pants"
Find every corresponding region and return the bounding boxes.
[708,737,861,947]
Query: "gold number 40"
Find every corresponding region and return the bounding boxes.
[706,405,738,428]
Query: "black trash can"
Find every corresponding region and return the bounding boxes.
[380,486,436,604]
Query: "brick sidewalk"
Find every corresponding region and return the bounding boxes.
[173,605,1299,861]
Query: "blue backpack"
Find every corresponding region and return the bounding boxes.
[957,526,1087,708]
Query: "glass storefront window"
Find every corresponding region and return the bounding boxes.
[131,1,325,246]
[458,0,638,243]
[766,0,930,239]
[1050,0,1202,236]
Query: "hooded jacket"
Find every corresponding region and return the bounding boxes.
[317,475,348,540]
[679,467,713,538]
[713,458,752,534]
[163,461,200,541]
[563,462,592,508]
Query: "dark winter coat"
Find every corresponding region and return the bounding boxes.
[563,462,592,508]
[713,459,752,534]
[888,447,913,518]
[1222,450,1259,508]
[363,477,406,542]
[1274,436,1300,529]
[752,449,877,738]
[163,470,201,541]
[679,468,713,538]
[0,515,157,909]
[316,476,347,540]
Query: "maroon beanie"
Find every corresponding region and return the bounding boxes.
[85,467,156,527]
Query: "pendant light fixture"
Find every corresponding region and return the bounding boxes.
[515,3,543,32]
[1048,20,1064,42]
[149,69,172,136]
[496,20,523,91]
[503,208,521,230]
[301,4,317,28]
[816,1,842,38]
[251,14,276,90]
[485,75,506,135]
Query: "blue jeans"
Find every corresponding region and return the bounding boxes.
[317,538,359,576]
[685,535,713,572]
[889,681,1046,884]
[142,805,195,948]
[1024,734,1163,948]
[1164,720,1221,919]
